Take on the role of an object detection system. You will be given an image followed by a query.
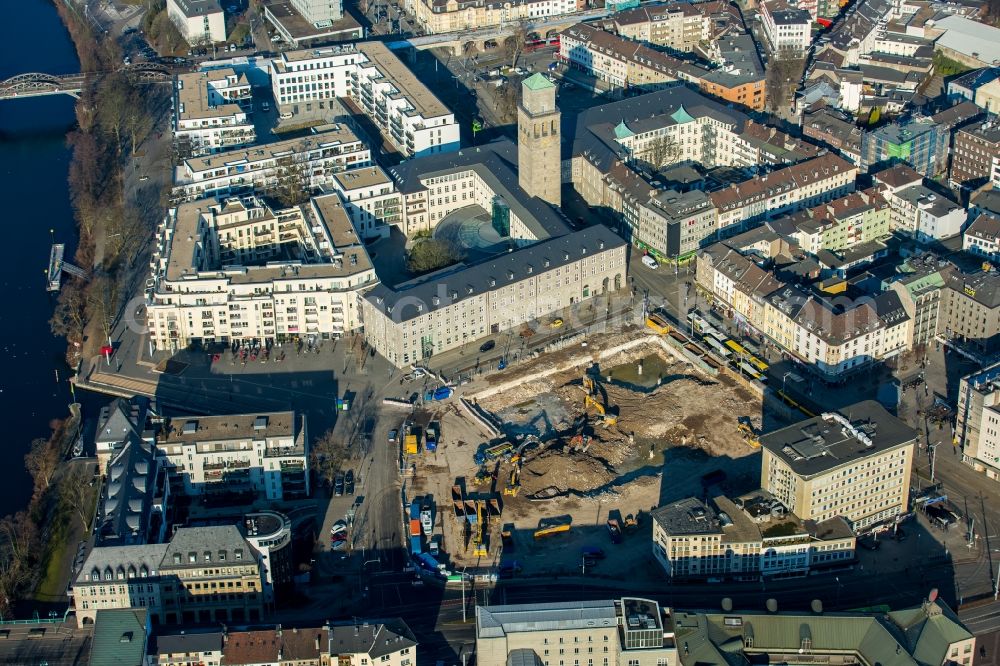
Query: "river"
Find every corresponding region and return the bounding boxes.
[0,0,83,518]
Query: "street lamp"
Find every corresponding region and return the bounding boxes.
[782,371,792,395]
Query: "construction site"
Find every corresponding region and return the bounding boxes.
[404,325,779,581]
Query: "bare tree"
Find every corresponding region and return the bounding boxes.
[24,438,59,498]
[494,79,520,123]
[311,428,349,489]
[765,55,805,114]
[269,157,310,207]
[641,134,680,170]
[50,284,88,343]
[61,467,95,532]
[505,21,529,69]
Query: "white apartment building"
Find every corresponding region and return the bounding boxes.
[651,494,856,580]
[172,123,371,202]
[964,214,1000,263]
[270,45,360,105]
[711,153,859,235]
[328,165,402,240]
[759,402,916,530]
[167,0,226,45]
[154,412,309,500]
[290,0,343,24]
[760,1,811,54]
[270,44,460,159]
[882,183,966,242]
[173,69,255,157]
[363,226,627,367]
[476,598,678,666]
[957,362,1000,480]
[352,42,460,158]
[146,194,377,351]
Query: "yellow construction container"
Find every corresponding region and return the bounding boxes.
[404,434,418,455]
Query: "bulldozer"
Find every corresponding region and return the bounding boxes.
[582,374,618,427]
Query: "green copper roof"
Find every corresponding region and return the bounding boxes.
[670,104,696,124]
[613,120,634,139]
[523,72,555,91]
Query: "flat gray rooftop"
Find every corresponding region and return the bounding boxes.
[759,400,916,477]
[477,600,618,639]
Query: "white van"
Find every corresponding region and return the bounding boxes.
[641,255,659,269]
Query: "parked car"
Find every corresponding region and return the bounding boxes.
[330,539,347,550]
[479,339,496,352]
[641,254,659,269]
[388,429,398,443]
[331,520,348,536]
[334,472,345,496]
[345,469,355,495]
[279,111,293,120]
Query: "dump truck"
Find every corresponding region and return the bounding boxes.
[404,424,419,455]
[474,441,513,465]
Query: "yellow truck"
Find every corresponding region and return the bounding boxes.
[404,424,419,455]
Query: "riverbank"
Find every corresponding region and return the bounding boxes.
[0,0,163,614]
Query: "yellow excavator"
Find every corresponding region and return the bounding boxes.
[504,462,521,496]
[473,500,488,557]
[582,374,618,427]
[737,416,760,448]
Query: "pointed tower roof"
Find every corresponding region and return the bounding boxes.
[613,120,634,139]
[523,72,555,91]
[670,104,696,124]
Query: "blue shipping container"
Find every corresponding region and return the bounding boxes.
[410,535,422,554]
[410,500,421,520]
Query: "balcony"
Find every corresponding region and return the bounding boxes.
[203,459,251,471]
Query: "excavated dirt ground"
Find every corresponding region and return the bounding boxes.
[408,337,773,576]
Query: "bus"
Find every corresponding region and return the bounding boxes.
[734,361,764,381]
[702,336,732,358]
[687,312,708,333]
[525,36,560,51]
[725,339,747,357]
[703,326,728,344]
[748,355,769,373]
